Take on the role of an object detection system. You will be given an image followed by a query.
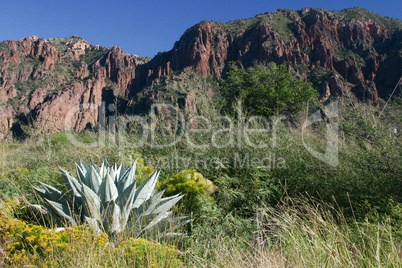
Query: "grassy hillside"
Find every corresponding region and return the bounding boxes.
[0,94,401,267]
[336,7,402,33]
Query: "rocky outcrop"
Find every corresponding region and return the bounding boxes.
[76,62,89,79]
[0,7,401,139]
[0,35,151,137]
[0,86,17,103]
[101,46,140,96]
[69,39,91,60]
[3,37,62,70]
[0,104,13,139]
[32,69,106,132]
[170,22,229,77]
[140,8,401,106]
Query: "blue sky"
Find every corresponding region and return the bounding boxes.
[1,0,401,58]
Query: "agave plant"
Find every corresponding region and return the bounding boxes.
[32,158,189,238]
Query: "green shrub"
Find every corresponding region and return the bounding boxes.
[115,237,183,267]
[220,62,318,117]
[162,169,217,219]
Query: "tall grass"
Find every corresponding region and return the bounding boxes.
[1,196,400,267]
[0,96,400,267]
[185,196,402,267]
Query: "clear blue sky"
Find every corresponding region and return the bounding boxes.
[1,0,401,58]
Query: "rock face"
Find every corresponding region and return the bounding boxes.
[0,104,13,140]
[140,8,401,106]
[31,69,106,132]
[0,36,148,138]
[0,8,401,139]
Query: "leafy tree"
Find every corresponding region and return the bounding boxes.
[220,62,318,117]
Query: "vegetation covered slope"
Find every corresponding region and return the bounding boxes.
[0,94,401,266]
[0,7,401,139]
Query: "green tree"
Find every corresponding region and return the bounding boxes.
[220,62,318,117]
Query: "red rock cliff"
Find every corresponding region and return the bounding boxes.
[0,8,401,139]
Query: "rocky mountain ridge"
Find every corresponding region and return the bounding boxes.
[0,35,149,138]
[0,7,401,139]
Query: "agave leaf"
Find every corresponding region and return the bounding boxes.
[33,186,46,196]
[142,191,165,215]
[80,182,101,219]
[145,211,170,230]
[117,162,126,181]
[60,167,82,199]
[98,173,118,203]
[167,216,191,231]
[74,163,86,183]
[152,193,184,215]
[85,216,101,234]
[131,214,158,227]
[162,232,187,240]
[35,181,82,220]
[33,181,66,202]
[115,180,136,210]
[75,162,89,186]
[115,181,138,231]
[145,216,191,240]
[44,198,77,226]
[119,191,165,232]
[80,160,90,173]
[90,164,101,193]
[100,157,109,180]
[117,161,137,192]
[90,160,100,174]
[28,203,49,214]
[100,201,121,234]
[126,213,160,237]
[108,163,116,181]
[115,167,130,193]
[83,162,93,190]
[131,171,159,209]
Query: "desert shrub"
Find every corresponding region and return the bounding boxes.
[133,158,156,186]
[0,200,183,267]
[268,98,402,219]
[214,168,283,220]
[220,62,318,117]
[161,169,220,226]
[114,237,183,267]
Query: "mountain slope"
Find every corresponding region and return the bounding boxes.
[141,7,401,102]
[0,7,401,139]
